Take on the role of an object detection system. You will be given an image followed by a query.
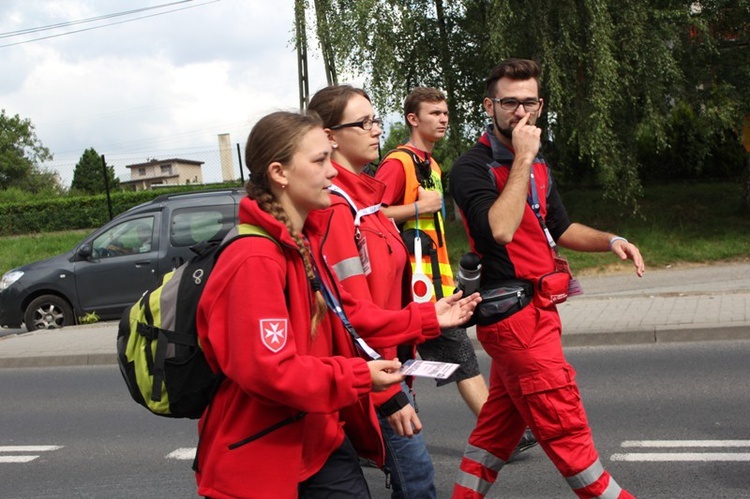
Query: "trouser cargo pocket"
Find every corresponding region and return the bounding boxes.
[519,365,588,441]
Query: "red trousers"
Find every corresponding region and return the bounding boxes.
[453,303,634,498]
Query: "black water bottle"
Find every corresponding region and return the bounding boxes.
[456,252,482,296]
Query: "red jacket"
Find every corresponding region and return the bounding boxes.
[195,197,440,498]
[324,163,419,408]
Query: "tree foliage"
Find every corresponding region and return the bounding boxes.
[0,109,61,195]
[304,0,750,213]
[71,147,120,195]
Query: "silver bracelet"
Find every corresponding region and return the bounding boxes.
[608,236,628,250]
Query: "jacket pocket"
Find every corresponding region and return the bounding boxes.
[518,365,588,440]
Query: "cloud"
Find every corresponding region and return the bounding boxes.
[0,0,329,186]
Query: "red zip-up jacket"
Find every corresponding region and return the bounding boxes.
[195,197,440,498]
[323,163,419,409]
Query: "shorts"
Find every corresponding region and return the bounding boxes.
[416,326,481,386]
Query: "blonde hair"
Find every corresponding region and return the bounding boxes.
[245,111,328,335]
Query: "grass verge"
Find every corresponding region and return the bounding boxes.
[446,181,750,276]
[0,229,93,275]
[1,182,748,277]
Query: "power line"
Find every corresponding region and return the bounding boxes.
[0,1,193,39]
[0,0,220,49]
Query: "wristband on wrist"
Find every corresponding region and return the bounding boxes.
[378,390,409,417]
[608,236,628,250]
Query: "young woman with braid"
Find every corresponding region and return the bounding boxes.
[194,111,480,498]
[308,84,439,498]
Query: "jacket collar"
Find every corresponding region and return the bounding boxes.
[238,194,335,246]
[238,196,295,246]
[331,161,386,209]
[479,123,515,163]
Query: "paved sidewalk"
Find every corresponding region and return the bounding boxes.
[0,261,748,368]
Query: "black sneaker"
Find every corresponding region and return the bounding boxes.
[509,428,538,461]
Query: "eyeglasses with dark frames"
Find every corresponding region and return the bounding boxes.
[329,117,383,131]
[489,98,541,112]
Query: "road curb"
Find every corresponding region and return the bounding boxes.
[2,325,749,369]
[468,324,750,350]
[0,353,117,369]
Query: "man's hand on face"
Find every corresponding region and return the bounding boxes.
[511,112,542,161]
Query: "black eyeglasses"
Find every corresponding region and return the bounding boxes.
[329,117,383,131]
[490,98,541,112]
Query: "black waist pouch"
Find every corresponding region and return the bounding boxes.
[472,280,533,326]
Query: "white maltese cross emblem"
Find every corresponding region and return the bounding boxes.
[260,319,288,353]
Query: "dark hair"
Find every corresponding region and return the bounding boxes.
[308,84,371,128]
[244,111,327,334]
[404,87,446,128]
[485,58,542,97]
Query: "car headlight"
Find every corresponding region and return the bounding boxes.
[0,270,24,291]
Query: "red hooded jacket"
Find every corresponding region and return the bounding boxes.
[195,196,440,498]
[323,163,416,408]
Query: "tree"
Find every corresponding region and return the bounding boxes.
[0,109,61,194]
[71,148,120,194]
[304,1,750,212]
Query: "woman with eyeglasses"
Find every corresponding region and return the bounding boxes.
[309,85,440,498]
[194,110,480,499]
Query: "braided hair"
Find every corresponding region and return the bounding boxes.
[244,111,328,335]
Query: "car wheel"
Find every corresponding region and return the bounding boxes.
[24,295,75,331]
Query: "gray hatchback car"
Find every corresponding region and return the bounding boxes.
[0,189,244,331]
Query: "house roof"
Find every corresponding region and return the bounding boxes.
[125,158,204,169]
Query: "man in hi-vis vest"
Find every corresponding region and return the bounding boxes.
[375,89,536,459]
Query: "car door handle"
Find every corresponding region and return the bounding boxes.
[134,260,152,267]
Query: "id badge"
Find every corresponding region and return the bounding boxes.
[554,255,584,297]
[355,231,372,276]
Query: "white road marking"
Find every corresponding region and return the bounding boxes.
[0,445,63,452]
[0,456,39,463]
[621,440,750,448]
[166,447,197,460]
[612,453,750,462]
[0,445,63,464]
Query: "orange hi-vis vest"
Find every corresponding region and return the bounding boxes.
[385,146,455,300]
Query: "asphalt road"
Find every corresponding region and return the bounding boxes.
[0,327,25,338]
[1,341,749,498]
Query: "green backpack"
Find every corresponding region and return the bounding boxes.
[116,223,273,419]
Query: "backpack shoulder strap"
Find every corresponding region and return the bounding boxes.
[218,223,279,255]
[384,146,435,188]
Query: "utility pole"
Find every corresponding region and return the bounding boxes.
[295,0,338,111]
[314,0,338,86]
[295,0,309,111]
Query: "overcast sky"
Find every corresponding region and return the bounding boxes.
[1,0,347,187]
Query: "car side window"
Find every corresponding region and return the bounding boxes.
[92,217,155,259]
[170,206,234,247]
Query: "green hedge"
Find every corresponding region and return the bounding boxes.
[0,184,242,236]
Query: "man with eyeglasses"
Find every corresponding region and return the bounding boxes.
[373,86,536,457]
[450,59,643,498]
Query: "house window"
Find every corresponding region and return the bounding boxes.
[161,164,172,174]
[138,167,146,176]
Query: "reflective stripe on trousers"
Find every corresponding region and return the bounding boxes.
[454,453,631,499]
[453,444,505,497]
[566,458,631,499]
[452,303,635,499]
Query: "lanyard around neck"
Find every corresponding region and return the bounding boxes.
[315,272,382,361]
[328,184,381,227]
[527,170,558,254]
